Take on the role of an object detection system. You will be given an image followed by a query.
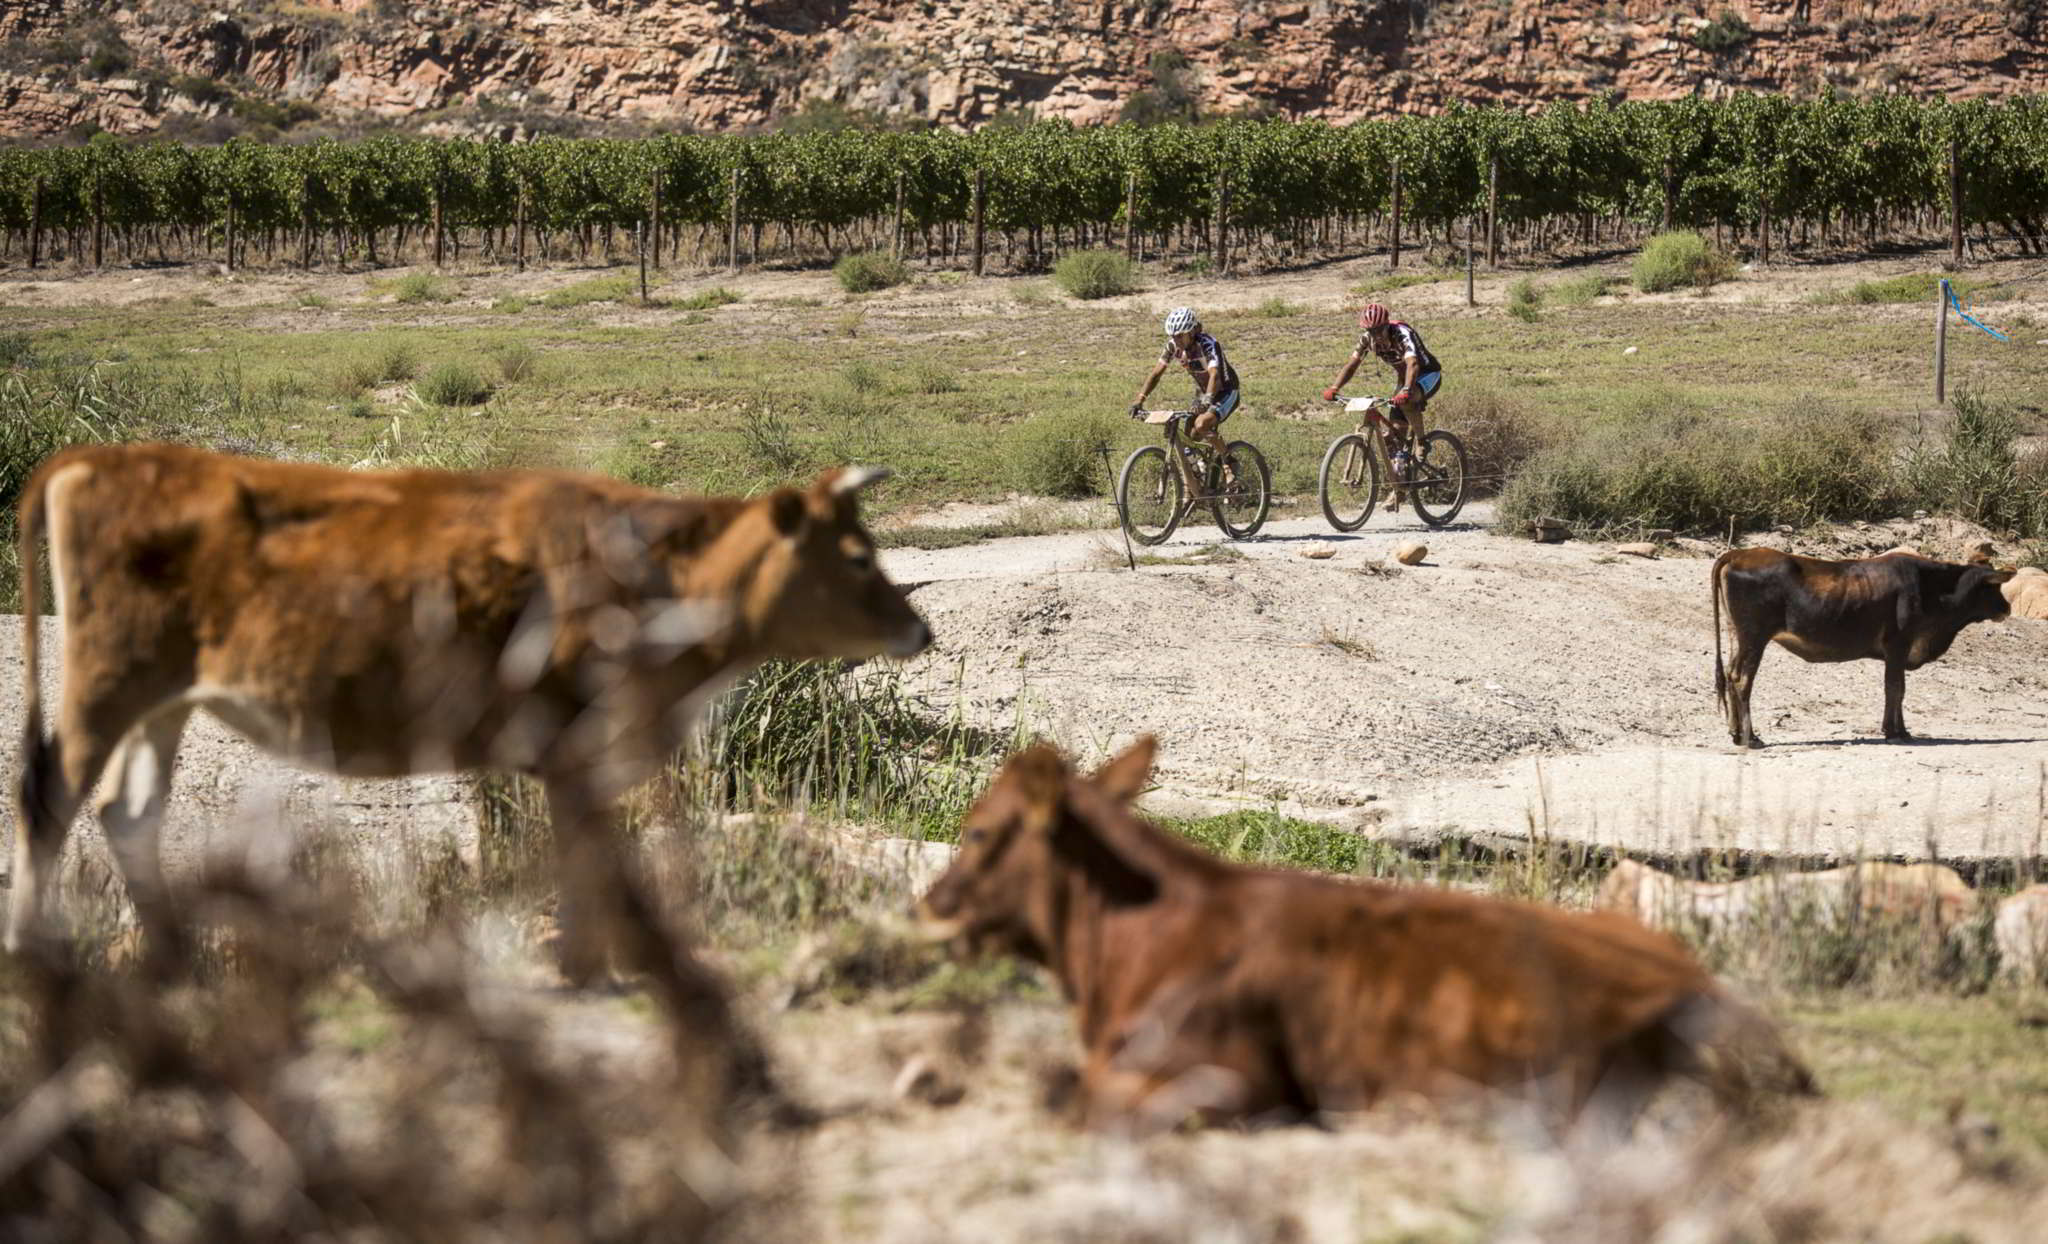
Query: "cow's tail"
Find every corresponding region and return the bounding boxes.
[1711,552,1731,715]
[16,461,53,831]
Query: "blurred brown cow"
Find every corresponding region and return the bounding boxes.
[1712,548,2012,748]
[11,443,930,980]
[917,738,1813,1132]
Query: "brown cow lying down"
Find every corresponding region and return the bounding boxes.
[917,738,1814,1131]
[12,444,931,981]
[1711,548,2013,748]
[1596,859,1977,937]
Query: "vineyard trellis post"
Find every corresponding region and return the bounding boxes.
[300,176,314,270]
[225,194,237,274]
[1124,171,1137,261]
[971,167,986,277]
[1215,172,1229,275]
[432,176,445,270]
[650,170,663,272]
[637,220,648,304]
[1949,135,1964,265]
[891,171,905,263]
[1389,158,1403,270]
[1934,277,1949,404]
[1760,193,1771,266]
[27,175,42,269]
[515,181,527,272]
[1662,161,1675,231]
[1465,221,1475,307]
[91,169,104,270]
[726,165,741,273]
[1486,155,1500,268]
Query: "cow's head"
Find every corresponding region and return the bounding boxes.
[698,466,931,662]
[1949,563,2015,624]
[917,738,1162,964]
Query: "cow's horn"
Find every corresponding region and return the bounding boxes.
[829,465,893,497]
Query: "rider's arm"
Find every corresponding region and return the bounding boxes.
[1328,348,1364,396]
[1134,359,1170,406]
[1200,361,1223,404]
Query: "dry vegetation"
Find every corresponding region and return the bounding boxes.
[3,250,2047,1238]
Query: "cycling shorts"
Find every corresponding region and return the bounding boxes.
[1198,388,1241,421]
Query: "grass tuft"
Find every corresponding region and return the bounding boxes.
[416,362,492,407]
[1507,276,1542,322]
[1633,231,1736,293]
[1053,249,1138,300]
[675,285,742,311]
[1005,410,1122,498]
[835,252,909,294]
[541,275,639,308]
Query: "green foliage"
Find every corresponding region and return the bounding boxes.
[1254,296,1304,318]
[380,272,454,304]
[906,361,962,394]
[1005,410,1120,498]
[1166,810,1399,875]
[1815,273,1991,305]
[1498,402,1898,535]
[416,361,491,407]
[489,340,537,383]
[1694,11,1753,53]
[1632,232,1735,293]
[1550,273,1618,307]
[1906,394,2048,539]
[835,251,909,293]
[1119,50,1202,127]
[1507,277,1542,321]
[1052,249,1137,300]
[374,342,418,382]
[673,285,742,310]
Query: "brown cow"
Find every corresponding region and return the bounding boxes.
[11,443,930,980]
[917,738,1813,1132]
[1712,548,2012,748]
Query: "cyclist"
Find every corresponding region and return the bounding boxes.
[1322,303,1442,509]
[1134,307,1239,467]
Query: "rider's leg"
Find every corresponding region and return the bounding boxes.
[1383,412,1412,510]
[1192,411,1227,474]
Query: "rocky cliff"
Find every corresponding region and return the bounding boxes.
[3,0,2044,140]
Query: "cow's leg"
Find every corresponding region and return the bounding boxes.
[95,703,194,962]
[1726,636,1768,749]
[7,695,131,952]
[1882,657,1911,740]
[542,775,618,988]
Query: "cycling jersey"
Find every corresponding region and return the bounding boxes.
[1161,332,1240,395]
[1360,322,1439,376]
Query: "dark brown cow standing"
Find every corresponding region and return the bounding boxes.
[1712,548,2013,749]
[917,738,1813,1132]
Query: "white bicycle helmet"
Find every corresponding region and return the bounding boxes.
[1163,306,1198,336]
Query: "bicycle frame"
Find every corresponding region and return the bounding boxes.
[1136,408,1222,502]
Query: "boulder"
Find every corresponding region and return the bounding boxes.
[1529,517,1569,544]
[1393,542,1427,565]
[1614,543,1658,558]
[2005,577,2048,620]
[1298,542,1336,560]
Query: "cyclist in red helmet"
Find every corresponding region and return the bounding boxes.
[1322,303,1443,510]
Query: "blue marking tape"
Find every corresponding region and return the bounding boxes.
[1945,278,2011,342]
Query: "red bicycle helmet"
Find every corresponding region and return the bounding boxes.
[1358,303,1391,330]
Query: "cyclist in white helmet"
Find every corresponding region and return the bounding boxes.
[1133,306,1239,466]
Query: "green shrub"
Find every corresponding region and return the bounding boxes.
[1255,296,1304,318]
[907,361,962,394]
[489,341,537,383]
[493,295,530,314]
[1550,273,1617,307]
[343,396,375,419]
[374,342,418,383]
[1497,401,1897,536]
[1052,249,1137,300]
[1906,393,2048,539]
[416,362,491,407]
[1005,410,1121,498]
[1815,273,1990,305]
[674,286,742,310]
[1694,10,1753,52]
[380,272,454,305]
[0,333,36,369]
[1507,277,1543,322]
[1632,231,1736,293]
[841,361,885,394]
[295,291,332,310]
[835,252,909,293]
[329,357,381,397]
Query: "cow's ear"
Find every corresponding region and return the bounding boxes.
[1009,744,1070,833]
[1091,736,1157,804]
[768,488,808,540]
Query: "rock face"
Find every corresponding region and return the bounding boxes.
[5,0,2047,139]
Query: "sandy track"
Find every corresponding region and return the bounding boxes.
[884,508,2048,860]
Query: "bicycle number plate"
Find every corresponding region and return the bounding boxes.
[1344,398,1379,415]
[1143,410,1182,425]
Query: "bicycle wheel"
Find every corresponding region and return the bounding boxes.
[1211,441,1272,539]
[1408,429,1470,527]
[1117,444,1184,545]
[1318,433,1381,533]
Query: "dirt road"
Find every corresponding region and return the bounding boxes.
[885,505,2048,861]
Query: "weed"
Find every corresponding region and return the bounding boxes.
[416,362,492,407]
[1053,249,1138,300]
[376,272,455,305]
[489,340,538,383]
[1507,277,1543,322]
[1352,270,1453,297]
[1010,282,1056,307]
[493,294,530,314]
[541,275,639,308]
[1815,273,1992,305]
[1005,409,1122,498]
[739,405,808,479]
[1255,296,1305,318]
[836,251,909,293]
[841,361,886,394]
[329,356,382,397]
[343,396,375,419]
[0,333,35,369]
[1320,627,1376,659]
[675,285,743,311]
[1906,393,2048,539]
[296,290,332,309]
[907,361,963,394]
[1431,388,1552,497]
[374,342,419,383]
[833,308,867,337]
[1165,810,1399,875]
[1633,231,1736,293]
[1550,273,1617,307]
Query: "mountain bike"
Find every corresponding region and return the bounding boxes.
[1318,394,1469,531]
[1115,406,1272,546]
